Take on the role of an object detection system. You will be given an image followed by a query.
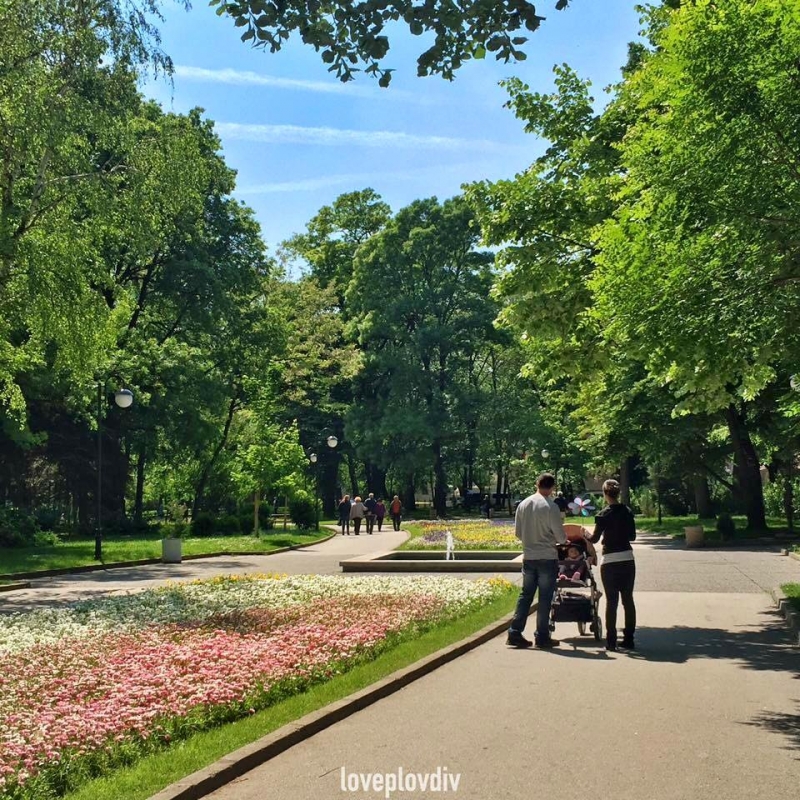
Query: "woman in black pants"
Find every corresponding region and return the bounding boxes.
[589,479,637,651]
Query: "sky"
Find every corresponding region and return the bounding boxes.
[145,1,644,251]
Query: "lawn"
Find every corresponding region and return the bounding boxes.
[0,529,333,577]
[782,583,800,614]
[0,573,516,800]
[636,515,790,539]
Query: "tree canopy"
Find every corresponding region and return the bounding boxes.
[212,0,571,85]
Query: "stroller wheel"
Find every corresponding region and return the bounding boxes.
[593,616,603,642]
[578,621,587,636]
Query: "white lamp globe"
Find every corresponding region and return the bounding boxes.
[326,435,338,449]
[114,388,134,409]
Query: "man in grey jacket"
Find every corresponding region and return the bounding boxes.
[507,473,567,649]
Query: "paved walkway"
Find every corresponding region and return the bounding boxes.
[202,533,800,800]
[0,528,408,612]
[208,592,800,800]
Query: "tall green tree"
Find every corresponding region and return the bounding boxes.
[347,196,494,515]
[593,0,800,528]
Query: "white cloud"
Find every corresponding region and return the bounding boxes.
[174,65,421,101]
[216,122,508,152]
[237,162,504,195]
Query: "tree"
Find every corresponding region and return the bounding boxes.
[212,0,571,85]
[347,196,495,516]
[593,0,800,528]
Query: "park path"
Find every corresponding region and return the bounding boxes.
[205,534,800,800]
[0,527,407,612]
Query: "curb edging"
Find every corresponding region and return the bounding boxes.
[0,581,31,593]
[771,586,800,647]
[0,531,338,583]
[149,601,531,800]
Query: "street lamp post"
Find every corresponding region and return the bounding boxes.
[95,385,134,561]
[304,436,338,531]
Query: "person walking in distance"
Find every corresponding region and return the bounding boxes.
[349,496,366,535]
[338,494,352,535]
[375,498,386,531]
[389,495,403,531]
[507,473,567,649]
[589,479,637,651]
[364,492,378,534]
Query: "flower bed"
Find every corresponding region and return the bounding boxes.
[0,574,512,799]
[404,521,520,550]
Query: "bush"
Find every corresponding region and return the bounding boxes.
[289,497,317,530]
[216,514,241,535]
[33,530,60,547]
[0,506,40,547]
[716,512,736,540]
[161,521,189,539]
[763,478,800,519]
[35,507,62,531]
[191,512,215,537]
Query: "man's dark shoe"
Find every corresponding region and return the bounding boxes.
[535,637,560,649]
[506,634,533,649]
[606,642,617,652]
[618,639,635,650]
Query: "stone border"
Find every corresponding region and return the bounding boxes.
[340,548,523,572]
[0,581,31,593]
[0,530,338,582]
[149,601,532,800]
[788,550,800,564]
[771,586,800,647]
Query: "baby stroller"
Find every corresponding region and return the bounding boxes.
[549,527,603,642]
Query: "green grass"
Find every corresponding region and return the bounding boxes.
[781,583,800,613]
[637,515,790,539]
[63,587,517,800]
[0,530,333,577]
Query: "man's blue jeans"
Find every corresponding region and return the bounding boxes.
[509,559,559,642]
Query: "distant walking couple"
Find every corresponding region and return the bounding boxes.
[507,474,637,652]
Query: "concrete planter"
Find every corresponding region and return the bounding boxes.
[162,538,183,563]
[684,525,704,548]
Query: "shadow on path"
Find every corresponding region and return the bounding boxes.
[625,609,798,678]
[745,700,800,755]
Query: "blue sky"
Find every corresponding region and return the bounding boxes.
[146,1,643,250]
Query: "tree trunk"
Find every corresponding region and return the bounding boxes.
[321,455,339,518]
[133,443,146,525]
[404,474,416,511]
[725,404,766,530]
[192,394,238,520]
[253,489,260,535]
[433,440,447,517]
[346,452,359,497]
[693,474,714,518]
[495,461,503,509]
[784,476,794,533]
[619,457,632,506]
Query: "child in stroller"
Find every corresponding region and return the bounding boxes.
[551,534,604,641]
[558,543,589,584]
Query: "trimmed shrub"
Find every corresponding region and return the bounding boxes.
[289,497,317,531]
[0,506,40,548]
[191,512,215,537]
[216,514,241,535]
[35,507,62,531]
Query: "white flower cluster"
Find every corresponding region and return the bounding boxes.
[0,574,511,654]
